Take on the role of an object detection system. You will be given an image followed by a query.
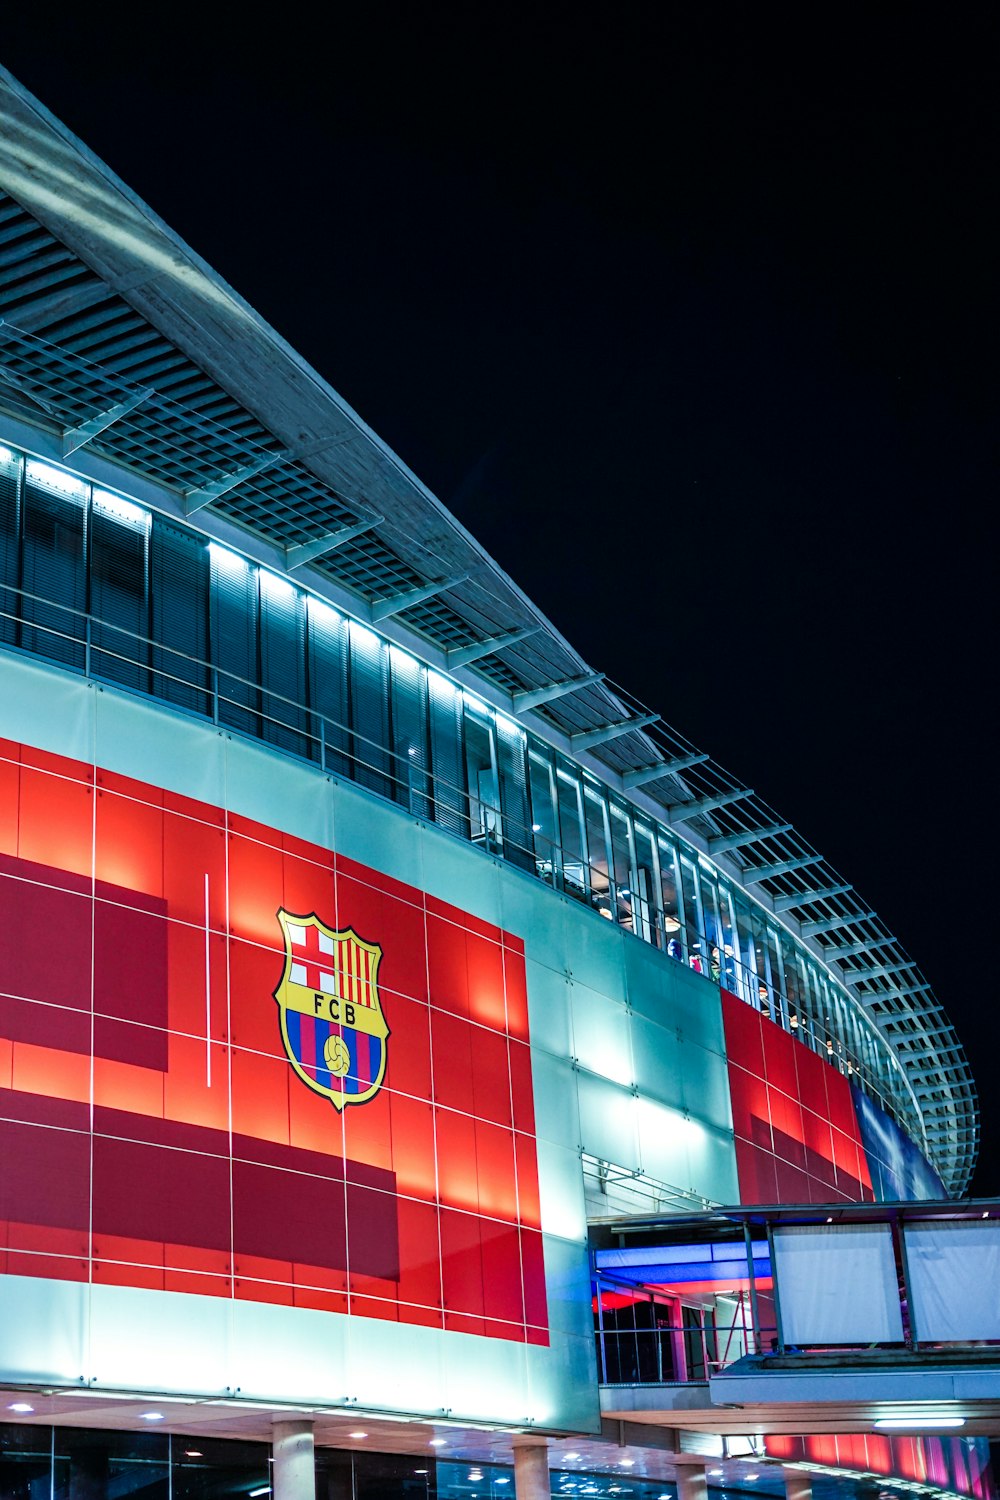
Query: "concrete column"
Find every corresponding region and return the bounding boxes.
[675,1464,708,1500]
[783,1469,812,1500]
[513,1439,550,1500]
[272,1420,316,1500]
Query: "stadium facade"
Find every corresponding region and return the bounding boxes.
[0,64,992,1500]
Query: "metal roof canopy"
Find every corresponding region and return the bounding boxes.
[0,65,978,1195]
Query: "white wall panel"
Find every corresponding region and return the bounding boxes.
[629,1012,684,1110]
[331,776,424,888]
[576,1073,639,1170]
[0,1274,88,1385]
[416,818,503,925]
[541,1232,597,1339]
[90,1284,232,1395]
[534,1139,588,1241]
[571,981,633,1086]
[223,735,334,850]
[523,958,574,1059]
[531,1052,580,1148]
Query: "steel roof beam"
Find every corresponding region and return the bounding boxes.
[666,786,752,823]
[371,574,469,621]
[61,388,150,456]
[622,750,709,789]
[847,958,921,983]
[799,911,878,937]
[447,626,540,668]
[710,821,793,853]
[743,853,823,884]
[773,882,854,912]
[513,672,605,712]
[285,515,384,569]
[571,712,659,752]
[828,938,896,959]
[183,448,288,514]
[908,1061,973,1086]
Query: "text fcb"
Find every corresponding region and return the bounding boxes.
[273,911,390,1111]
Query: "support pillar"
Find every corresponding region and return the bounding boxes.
[783,1469,812,1500]
[513,1439,550,1500]
[272,1420,315,1500]
[675,1464,708,1500]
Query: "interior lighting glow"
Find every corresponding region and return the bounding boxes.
[93,490,149,527]
[494,711,524,737]
[260,568,296,602]
[8,1402,33,1413]
[430,1440,447,1447]
[350,619,382,650]
[0,445,15,464]
[620,1460,634,1467]
[185,1452,203,1458]
[25,459,87,499]
[563,1455,581,1462]
[140,1412,165,1422]
[874,1418,965,1430]
[307,595,341,631]
[249,1487,271,1497]
[349,1432,368,1439]
[208,540,248,576]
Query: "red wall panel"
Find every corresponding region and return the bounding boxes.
[721,989,874,1205]
[0,736,548,1345]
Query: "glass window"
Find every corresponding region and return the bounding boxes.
[349,621,393,798]
[89,492,150,692]
[699,869,723,986]
[555,768,588,901]
[464,700,500,850]
[0,1421,53,1500]
[150,517,210,715]
[209,542,259,736]
[173,1437,270,1500]
[495,717,533,871]
[733,893,759,1008]
[390,645,430,816]
[259,569,309,757]
[679,856,703,972]
[632,823,661,946]
[53,1427,169,1500]
[20,460,88,670]
[427,670,466,836]
[583,787,612,917]
[528,751,559,886]
[658,837,684,961]
[0,446,21,650]
[763,925,786,1028]
[307,597,351,776]
[608,803,636,932]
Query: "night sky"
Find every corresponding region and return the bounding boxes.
[4,10,998,1190]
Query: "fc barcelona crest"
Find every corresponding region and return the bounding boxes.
[273,910,389,1111]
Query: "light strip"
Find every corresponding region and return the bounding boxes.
[874,1417,965,1430]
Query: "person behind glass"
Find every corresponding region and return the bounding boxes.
[689,945,704,973]
[667,937,682,960]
